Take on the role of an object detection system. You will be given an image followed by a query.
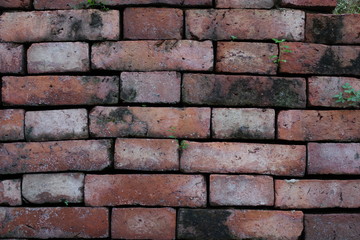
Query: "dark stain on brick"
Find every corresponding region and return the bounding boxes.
[121,87,137,102]
[90,12,103,28]
[316,48,360,75]
[230,127,268,140]
[68,19,85,39]
[271,78,305,108]
[310,16,344,44]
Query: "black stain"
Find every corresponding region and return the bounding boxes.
[90,12,103,28]
[120,87,137,102]
[310,16,344,44]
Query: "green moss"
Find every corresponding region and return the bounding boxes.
[333,0,360,14]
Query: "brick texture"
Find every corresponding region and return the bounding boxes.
[0,179,22,206]
[280,0,337,10]
[0,109,24,141]
[216,0,275,8]
[0,43,24,74]
[0,0,31,8]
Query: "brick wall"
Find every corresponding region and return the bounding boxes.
[0,0,360,239]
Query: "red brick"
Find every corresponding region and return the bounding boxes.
[275,180,360,208]
[280,0,337,11]
[28,42,89,73]
[305,214,360,240]
[212,108,275,139]
[90,106,210,138]
[278,110,360,141]
[91,40,213,71]
[0,179,22,206]
[112,208,176,239]
[186,9,304,41]
[308,143,360,175]
[115,138,179,171]
[216,0,275,8]
[182,74,306,108]
[124,8,183,40]
[0,0,31,8]
[0,109,24,141]
[120,72,180,103]
[25,109,88,141]
[279,42,360,76]
[181,142,306,176]
[0,10,119,42]
[0,207,108,238]
[85,174,206,207]
[0,140,111,174]
[210,175,274,206]
[33,0,83,9]
[0,43,24,74]
[216,42,277,74]
[178,209,303,239]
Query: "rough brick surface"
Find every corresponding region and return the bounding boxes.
[0,179,22,206]
[0,10,119,42]
[90,106,210,138]
[25,109,88,141]
[0,0,31,8]
[278,110,360,141]
[275,180,360,208]
[186,9,304,41]
[85,174,206,207]
[0,109,24,141]
[181,142,306,176]
[280,0,337,10]
[178,209,304,239]
[112,208,176,239]
[0,207,109,238]
[2,76,119,106]
[216,0,275,8]
[0,43,24,74]
[0,140,111,174]
[210,175,274,206]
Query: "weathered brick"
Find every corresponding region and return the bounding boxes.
[28,42,89,73]
[0,10,119,42]
[0,0,31,8]
[112,208,176,239]
[216,42,277,74]
[181,142,306,176]
[186,9,304,41]
[124,8,183,39]
[182,74,306,108]
[278,110,360,141]
[305,214,360,240]
[0,109,24,141]
[212,108,275,139]
[279,42,360,76]
[89,106,210,138]
[280,0,337,10]
[91,40,213,71]
[178,209,303,239]
[120,72,180,103]
[275,180,360,208]
[22,173,84,204]
[2,76,119,106]
[210,175,274,206]
[115,138,179,171]
[33,0,83,9]
[308,143,360,175]
[0,207,109,238]
[85,174,206,207]
[0,140,111,174]
[216,0,275,8]
[25,109,88,141]
[0,179,22,206]
[0,43,24,74]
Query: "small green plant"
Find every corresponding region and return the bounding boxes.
[61,199,69,206]
[230,35,237,41]
[84,0,109,11]
[333,0,360,14]
[167,127,189,150]
[270,38,292,64]
[333,83,360,106]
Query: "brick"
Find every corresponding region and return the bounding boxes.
[112,208,176,239]
[182,74,306,108]
[120,72,180,104]
[25,109,88,141]
[115,138,179,171]
[305,214,360,240]
[28,42,89,73]
[0,0,31,8]
[216,42,277,74]
[89,106,210,138]
[186,9,304,41]
[91,40,213,71]
[216,0,275,8]
[2,76,119,106]
[0,43,24,74]
[275,180,360,208]
[0,140,111,174]
[0,207,108,238]
[0,109,24,141]
[280,0,337,11]
[178,209,303,239]
[0,179,21,206]
[308,143,360,175]
[85,174,206,207]
[181,142,306,176]
[210,175,274,206]
[212,108,275,139]
[124,8,183,40]
[22,173,84,204]
[0,10,119,42]
[278,110,360,141]
[279,42,360,76]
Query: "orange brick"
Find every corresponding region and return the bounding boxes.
[0,109,24,141]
